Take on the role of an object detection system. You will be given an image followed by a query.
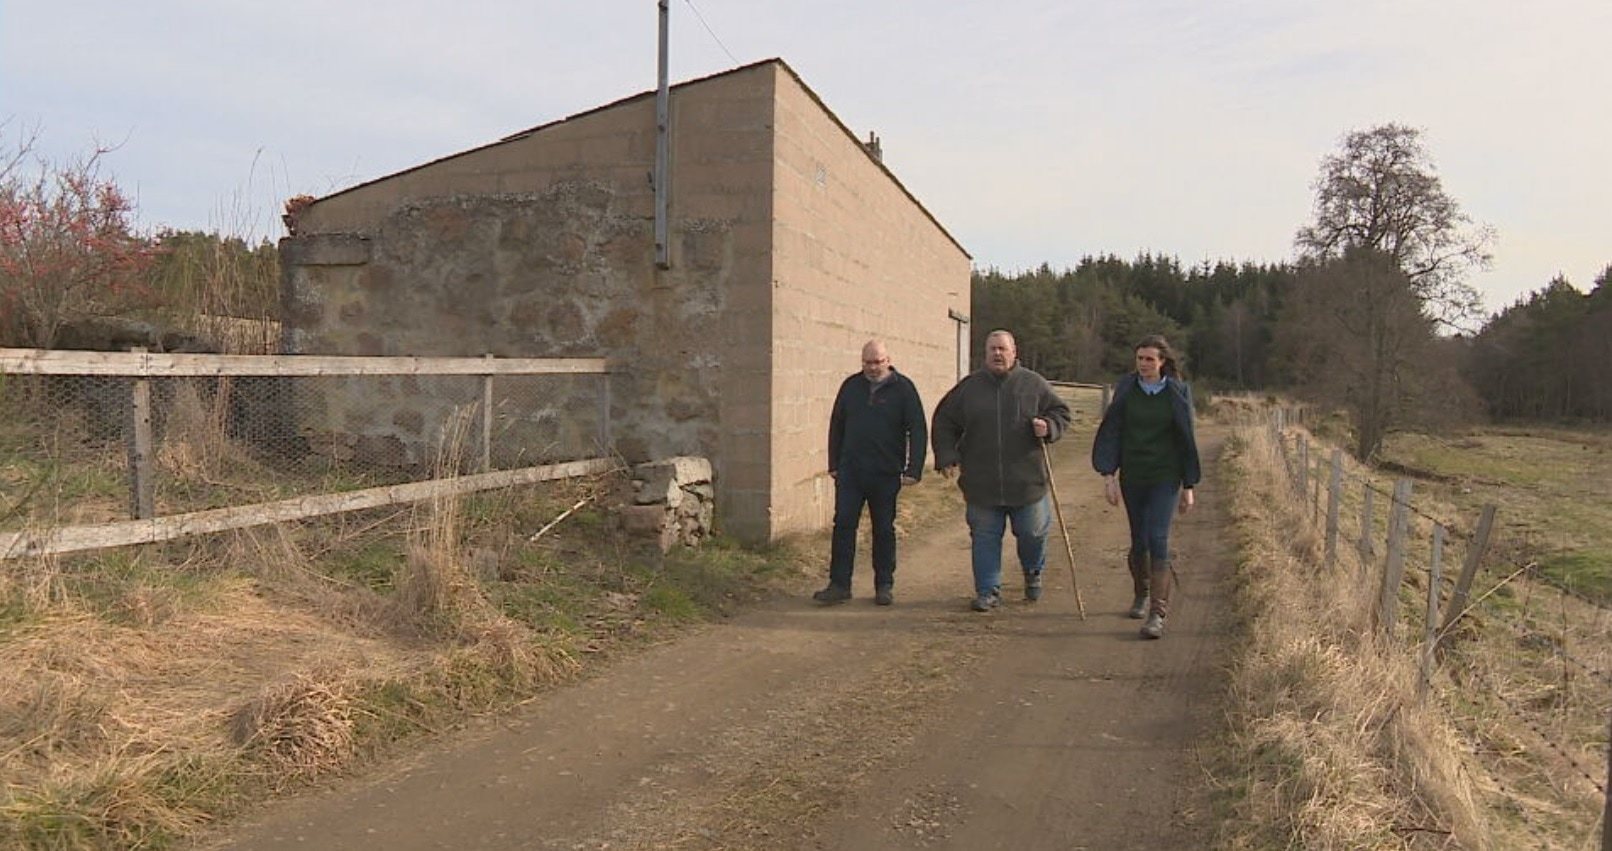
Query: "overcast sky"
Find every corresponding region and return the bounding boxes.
[4,1,1607,315]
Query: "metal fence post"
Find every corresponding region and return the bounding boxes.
[128,346,154,520]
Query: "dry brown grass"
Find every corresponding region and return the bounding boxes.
[229,669,356,786]
[0,396,794,849]
[1213,424,1489,850]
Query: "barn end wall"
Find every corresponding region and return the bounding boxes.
[766,70,972,538]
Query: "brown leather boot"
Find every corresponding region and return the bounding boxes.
[1140,559,1172,639]
[1127,552,1150,619]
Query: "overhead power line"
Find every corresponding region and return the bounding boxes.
[682,0,740,65]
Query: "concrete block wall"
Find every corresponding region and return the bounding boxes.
[766,67,972,536]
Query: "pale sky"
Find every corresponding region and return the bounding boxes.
[4,1,1607,316]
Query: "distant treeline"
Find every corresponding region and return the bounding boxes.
[972,256,1612,423]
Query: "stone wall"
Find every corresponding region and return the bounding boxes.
[617,456,716,552]
[281,182,730,470]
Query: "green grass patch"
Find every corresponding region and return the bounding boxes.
[324,540,403,592]
[487,581,587,635]
[1536,549,1612,601]
[58,549,220,624]
[1380,427,1612,605]
[639,585,699,621]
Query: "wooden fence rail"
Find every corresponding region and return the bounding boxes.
[1,348,617,560]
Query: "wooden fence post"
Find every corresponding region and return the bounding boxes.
[1603,705,1611,851]
[1437,504,1499,645]
[1297,435,1309,497]
[1420,523,1444,700]
[597,372,612,453]
[1312,454,1323,523]
[1100,384,1111,414]
[1360,486,1373,564]
[1325,449,1343,569]
[1376,478,1413,636]
[481,354,494,473]
[127,347,154,520]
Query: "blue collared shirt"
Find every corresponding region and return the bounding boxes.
[1139,376,1167,395]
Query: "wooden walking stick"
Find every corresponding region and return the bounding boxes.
[1041,440,1087,620]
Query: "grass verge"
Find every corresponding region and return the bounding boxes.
[0,465,813,850]
[1208,424,1489,849]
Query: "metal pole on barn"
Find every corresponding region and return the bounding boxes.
[654,0,672,269]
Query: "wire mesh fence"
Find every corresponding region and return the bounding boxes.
[0,350,613,554]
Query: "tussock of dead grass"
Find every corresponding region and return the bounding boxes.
[1214,427,1489,850]
[155,381,244,483]
[230,670,356,785]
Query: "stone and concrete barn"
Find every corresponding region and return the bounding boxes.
[280,58,971,543]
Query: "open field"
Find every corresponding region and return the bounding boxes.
[1379,426,1612,603]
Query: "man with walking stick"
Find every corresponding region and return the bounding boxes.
[932,330,1072,612]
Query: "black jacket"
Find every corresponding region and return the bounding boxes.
[1090,373,1202,487]
[828,368,927,480]
[931,365,1072,507]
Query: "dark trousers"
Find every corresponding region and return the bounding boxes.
[829,467,902,589]
[1121,478,1181,562]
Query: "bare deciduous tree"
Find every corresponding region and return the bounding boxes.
[1296,123,1493,331]
[1277,249,1473,460]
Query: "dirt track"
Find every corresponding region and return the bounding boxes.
[212,431,1232,851]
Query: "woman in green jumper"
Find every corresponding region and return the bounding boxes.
[1091,335,1202,639]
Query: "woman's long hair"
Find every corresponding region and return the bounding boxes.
[1135,334,1184,379]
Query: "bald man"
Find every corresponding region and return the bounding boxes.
[816,340,928,606]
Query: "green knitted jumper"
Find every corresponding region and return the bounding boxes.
[1119,387,1183,486]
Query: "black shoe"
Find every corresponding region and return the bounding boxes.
[874,586,894,606]
[812,584,851,605]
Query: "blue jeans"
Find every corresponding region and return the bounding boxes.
[829,467,902,589]
[964,496,1050,596]
[1122,479,1180,562]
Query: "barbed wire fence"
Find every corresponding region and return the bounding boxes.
[0,348,618,560]
[1246,407,1611,848]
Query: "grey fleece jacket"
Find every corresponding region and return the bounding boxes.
[931,365,1072,507]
